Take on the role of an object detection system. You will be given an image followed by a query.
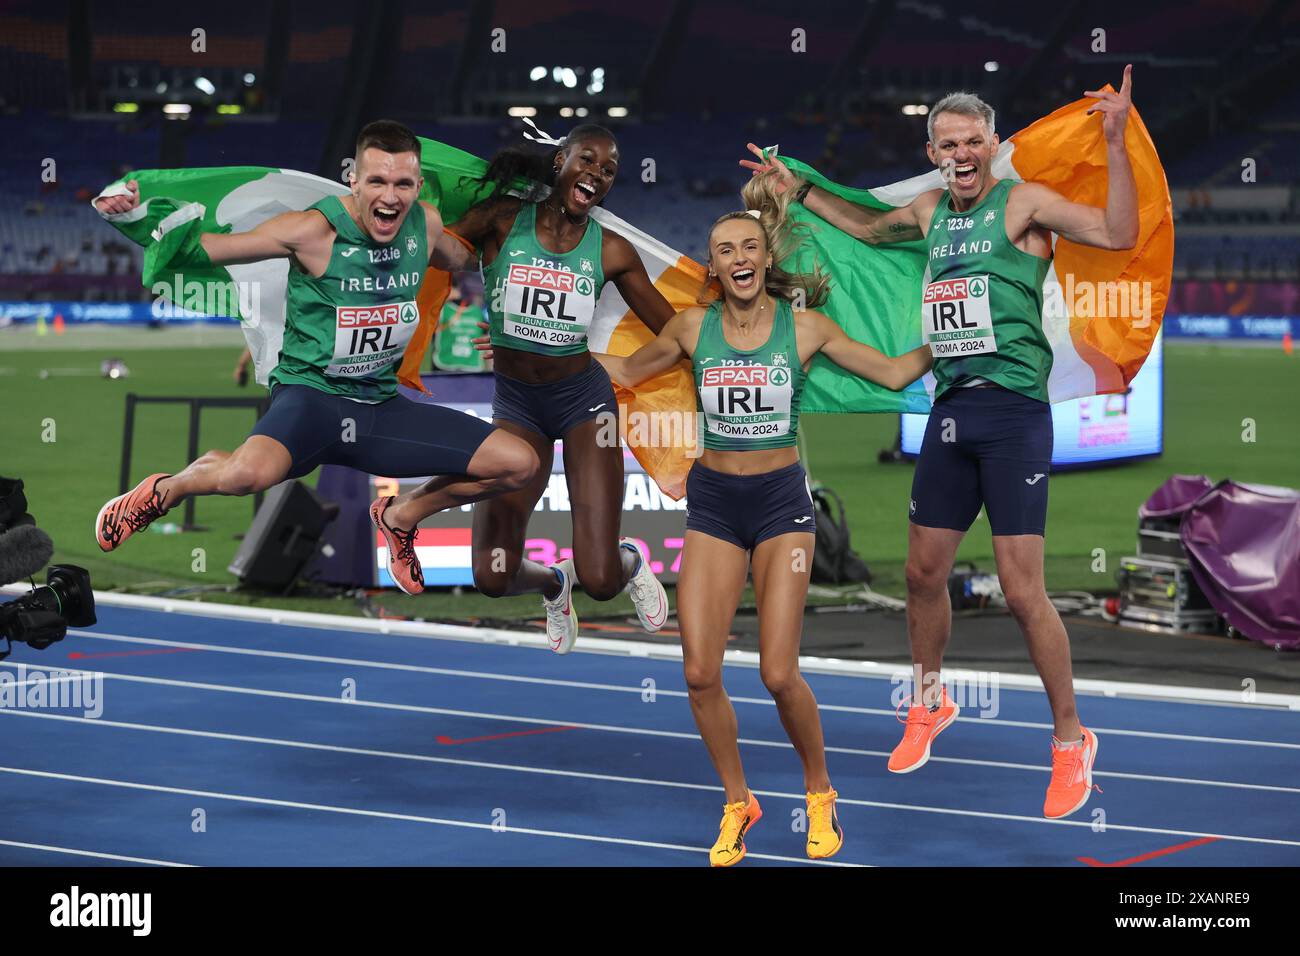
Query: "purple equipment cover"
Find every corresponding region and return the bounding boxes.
[1179,481,1300,650]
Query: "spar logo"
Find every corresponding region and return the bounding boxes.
[337,302,419,327]
[702,365,789,388]
[924,277,986,304]
[508,263,594,298]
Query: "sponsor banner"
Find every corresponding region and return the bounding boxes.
[0,300,237,324]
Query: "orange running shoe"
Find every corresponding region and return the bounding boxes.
[371,497,424,595]
[887,687,960,773]
[95,473,171,552]
[709,792,762,867]
[1043,726,1101,819]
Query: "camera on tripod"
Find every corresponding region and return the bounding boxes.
[0,476,96,661]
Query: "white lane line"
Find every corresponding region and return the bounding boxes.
[0,766,861,867]
[6,706,1298,796]
[0,838,191,867]
[51,635,1300,749]
[4,727,1298,850]
[23,587,1294,710]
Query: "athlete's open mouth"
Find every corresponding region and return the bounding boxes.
[373,205,401,229]
[572,179,598,208]
[953,163,978,188]
[730,267,756,290]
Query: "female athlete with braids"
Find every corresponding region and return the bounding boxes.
[594,187,932,865]
[369,124,671,651]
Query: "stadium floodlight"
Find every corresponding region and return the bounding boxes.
[508,106,538,117]
[552,67,563,82]
[560,107,575,117]
[155,82,168,94]
[607,106,628,118]
[530,66,547,81]
[113,102,139,113]
[576,107,588,117]
[194,76,216,95]
[984,61,999,72]
[243,72,256,85]
[162,103,192,118]
[562,69,577,89]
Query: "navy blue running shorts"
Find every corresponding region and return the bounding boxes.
[685,461,816,551]
[491,359,617,441]
[250,384,495,480]
[909,385,1053,537]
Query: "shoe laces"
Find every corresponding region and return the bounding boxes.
[896,697,938,743]
[125,491,166,532]
[388,522,419,566]
[807,789,837,831]
[718,797,750,845]
[1049,738,1103,795]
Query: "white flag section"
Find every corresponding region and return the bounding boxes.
[94,174,699,387]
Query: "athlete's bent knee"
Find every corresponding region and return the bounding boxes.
[579,567,622,602]
[905,558,947,596]
[1002,582,1046,620]
[471,564,512,599]
[683,661,722,695]
[760,663,799,698]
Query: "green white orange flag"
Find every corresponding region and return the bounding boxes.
[776,89,1173,412]
[92,96,1171,501]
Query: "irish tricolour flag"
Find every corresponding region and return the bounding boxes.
[95,92,1171,500]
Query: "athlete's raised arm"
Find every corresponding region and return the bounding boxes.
[93,180,329,266]
[603,231,676,334]
[1016,65,1139,251]
[593,307,699,388]
[801,310,932,391]
[739,143,936,244]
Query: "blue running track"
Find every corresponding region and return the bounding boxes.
[1,602,1297,867]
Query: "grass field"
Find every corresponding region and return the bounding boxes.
[3,328,1297,621]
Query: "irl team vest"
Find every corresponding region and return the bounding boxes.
[271,196,427,403]
[693,297,805,451]
[921,179,1053,402]
[482,202,606,357]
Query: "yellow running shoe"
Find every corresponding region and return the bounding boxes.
[806,788,843,860]
[709,792,762,867]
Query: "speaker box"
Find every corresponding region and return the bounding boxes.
[228,480,340,590]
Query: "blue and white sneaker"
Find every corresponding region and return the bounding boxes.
[542,559,579,654]
[620,537,669,632]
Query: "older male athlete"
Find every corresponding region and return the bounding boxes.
[744,67,1139,817]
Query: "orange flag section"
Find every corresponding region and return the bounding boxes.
[606,255,708,501]
[1009,91,1174,391]
[397,228,474,393]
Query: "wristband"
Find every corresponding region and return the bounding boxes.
[793,181,813,205]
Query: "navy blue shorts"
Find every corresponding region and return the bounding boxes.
[251,384,495,480]
[491,359,617,440]
[685,461,816,551]
[909,385,1053,536]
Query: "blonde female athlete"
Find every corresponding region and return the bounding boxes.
[595,200,931,865]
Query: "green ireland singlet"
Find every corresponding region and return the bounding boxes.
[482,202,605,356]
[921,179,1053,402]
[693,297,805,451]
[270,196,427,403]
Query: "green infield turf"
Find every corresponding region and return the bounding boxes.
[3,333,1296,621]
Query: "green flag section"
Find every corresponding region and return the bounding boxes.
[433,299,489,372]
[775,156,931,415]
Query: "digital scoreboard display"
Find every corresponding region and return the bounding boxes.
[900,330,1163,469]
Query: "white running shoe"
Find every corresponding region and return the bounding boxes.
[621,537,669,632]
[542,559,579,654]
